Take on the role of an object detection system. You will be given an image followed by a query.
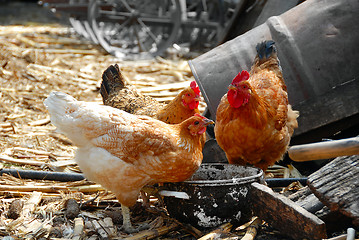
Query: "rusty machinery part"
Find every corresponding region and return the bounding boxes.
[88,0,182,60]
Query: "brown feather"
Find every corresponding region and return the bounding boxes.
[101,64,166,117]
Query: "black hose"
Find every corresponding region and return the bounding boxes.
[265,178,308,187]
[0,169,85,182]
[0,168,308,187]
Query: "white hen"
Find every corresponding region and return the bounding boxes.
[44,92,213,233]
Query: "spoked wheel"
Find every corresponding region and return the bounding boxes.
[179,0,246,51]
[69,17,90,39]
[88,0,182,60]
[68,0,99,43]
[69,17,100,44]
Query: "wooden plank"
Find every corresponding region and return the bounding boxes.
[293,79,359,136]
[307,155,359,226]
[250,182,327,240]
[288,186,354,232]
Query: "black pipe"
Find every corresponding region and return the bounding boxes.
[0,168,308,187]
[265,178,308,187]
[0,169,85,182]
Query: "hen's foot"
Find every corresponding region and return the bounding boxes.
[121,204,150,234]
[122,223,150,234]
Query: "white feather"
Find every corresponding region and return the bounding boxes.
[44,91,137,147]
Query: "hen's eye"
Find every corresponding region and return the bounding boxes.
[194,121,199,125]
[187,93,191,96]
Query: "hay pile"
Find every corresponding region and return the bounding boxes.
[0,24,207,239]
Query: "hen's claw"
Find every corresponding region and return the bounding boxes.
[122,223,150,234]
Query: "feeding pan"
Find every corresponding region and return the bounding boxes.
[163,163,263,228]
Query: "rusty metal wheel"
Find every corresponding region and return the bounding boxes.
[88,0,182,59]
[67,0,99,43]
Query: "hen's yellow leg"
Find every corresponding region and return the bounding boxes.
[121,204,135,233]
[121,204,149,233]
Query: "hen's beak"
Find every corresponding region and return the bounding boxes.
[194,96,203,101]
[203,118,215,126]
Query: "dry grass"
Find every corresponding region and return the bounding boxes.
[0,24,209,239]
[0,24,296,239]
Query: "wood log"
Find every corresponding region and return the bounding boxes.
[0,184,68,193]
[19,191,43,218]
[102,217,117,237]
[288,186,325,213]
[288,186,353,232]
[197,223,232,240]
[123,223,178,240]
[250,182,327,239]
[92,220,109,239]
[72,217,84,240]
[288,137,359,161]
[240,217,261,240]
[307,155,359,226]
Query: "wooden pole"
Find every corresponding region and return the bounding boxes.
[288,137,359,162]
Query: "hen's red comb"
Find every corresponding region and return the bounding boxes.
[190,81,201,96]
[231,70,250,84]
[194,113,206,119]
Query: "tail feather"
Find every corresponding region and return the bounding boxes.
[100,64,126,103]
[44,92,106,146]
[44,92,83,143]
[256,40,276,60]
[44,92,77,121]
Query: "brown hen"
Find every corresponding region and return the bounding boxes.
[100,64,201,124]
[214,40,299,170]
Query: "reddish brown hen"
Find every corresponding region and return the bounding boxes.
[214,40,299,170]
[101,64,201,124]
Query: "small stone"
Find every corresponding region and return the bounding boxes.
[65,198,80,219]
[7,199,23,219]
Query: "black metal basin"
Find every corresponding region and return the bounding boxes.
[163,163,263,228]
